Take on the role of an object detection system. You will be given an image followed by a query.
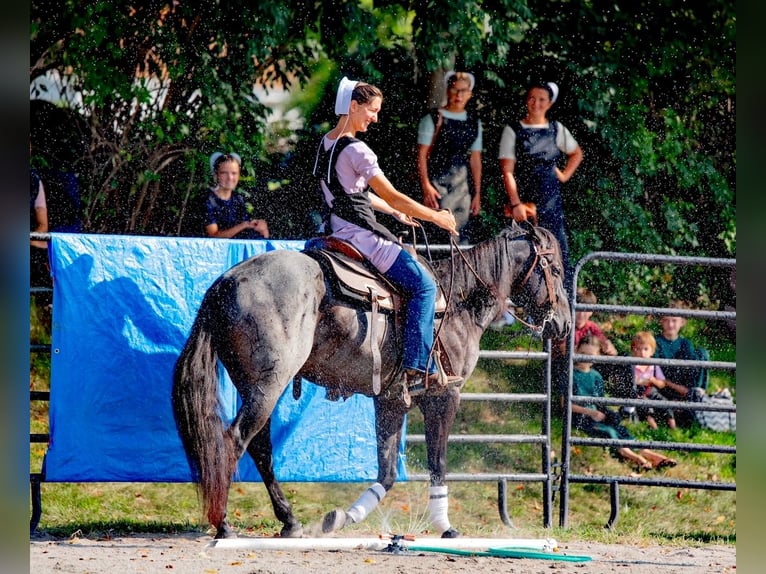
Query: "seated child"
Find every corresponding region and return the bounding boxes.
[563,336,678,471]
[552,287,625,397]
[654,304,710,426]
[631,331,676,430]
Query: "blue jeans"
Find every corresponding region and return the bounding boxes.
[383,249,437,374]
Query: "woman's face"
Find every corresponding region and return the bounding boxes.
[351,96,382,133]
[215,159,240,191]
[526,87,553,118]
[446,79,472,110]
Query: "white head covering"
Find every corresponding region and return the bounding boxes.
[210,151,242,176]
[444,71,475,92]
[547,82,559,103]
[335,76,359,115]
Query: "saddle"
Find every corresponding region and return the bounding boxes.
[302,236,448,397]
[302,236,447,313]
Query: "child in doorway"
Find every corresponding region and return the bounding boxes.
[630,331,676,430]
[564,336,678,471]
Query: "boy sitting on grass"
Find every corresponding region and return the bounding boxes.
[564,336,678,471]
[653,303,711,427]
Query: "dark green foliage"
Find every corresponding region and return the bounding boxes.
[30,0,735,303]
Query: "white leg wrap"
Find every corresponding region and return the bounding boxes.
[428,485,451,533]
[346,482,386,524]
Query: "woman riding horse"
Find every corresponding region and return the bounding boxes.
[313,77,463,397]
[172,80,571,542]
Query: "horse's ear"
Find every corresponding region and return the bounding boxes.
[519,220,537,237]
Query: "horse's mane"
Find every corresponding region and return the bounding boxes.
[431,223,530,320]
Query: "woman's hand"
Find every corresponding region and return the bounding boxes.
[431,209,459,236]
[249,219,269,238]
[511,203,535,222]
[391,210,416,227]
[470,194,481,217]
[422,183,442,210]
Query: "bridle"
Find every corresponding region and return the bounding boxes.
[405,219,559,341]
[509,236,558,335]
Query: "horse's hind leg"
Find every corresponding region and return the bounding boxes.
[245,420,303,538]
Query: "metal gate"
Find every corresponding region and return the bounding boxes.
[558,252,736,528]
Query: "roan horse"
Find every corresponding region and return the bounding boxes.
[172,222,571,539]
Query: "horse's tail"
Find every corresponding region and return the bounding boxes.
[172,301,235,527]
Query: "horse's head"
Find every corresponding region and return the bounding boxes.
[507,223,571,340]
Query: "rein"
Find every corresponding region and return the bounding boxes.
[406,219,557,338]
[445,225,557,335]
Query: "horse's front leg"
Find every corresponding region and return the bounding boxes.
[320,393,409,534]
[418,388,461,538]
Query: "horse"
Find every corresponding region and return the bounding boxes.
[172,222,571,539]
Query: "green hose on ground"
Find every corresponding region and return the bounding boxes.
[404,545,592,562]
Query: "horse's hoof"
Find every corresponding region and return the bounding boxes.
[441,527,460,539]
[280,522,304,538]
[321,508,349,534]
[214,523,237,539]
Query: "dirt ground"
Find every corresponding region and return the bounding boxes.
[30,531,736,574]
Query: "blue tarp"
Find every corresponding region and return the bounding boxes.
[44,234,407,483]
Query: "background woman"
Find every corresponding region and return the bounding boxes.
[199,152,269,239]
[499,81,582,293]
[416,71,483,244]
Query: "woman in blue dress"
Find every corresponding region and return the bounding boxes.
[499,81,583,294]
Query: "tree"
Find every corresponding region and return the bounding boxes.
[30,0,735,304]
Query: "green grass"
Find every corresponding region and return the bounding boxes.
[29,299,735,545]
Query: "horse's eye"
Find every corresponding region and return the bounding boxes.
[547,260,561,277]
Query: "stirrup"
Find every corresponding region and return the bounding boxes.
[406,369,463,397]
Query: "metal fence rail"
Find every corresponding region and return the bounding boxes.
[558,251,736,529]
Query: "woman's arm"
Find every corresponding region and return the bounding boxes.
[205,219,268,239]
[417,144,441,209]
[31,181,49,248]
[369,193,414,227]
[555,145,583,183]
[501,157,534,221]
[500,158,519,204]
[368,173,457,234]
[469,150,482,216]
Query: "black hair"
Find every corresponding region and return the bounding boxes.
[525,81,555,102]
[213,153,241,174]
